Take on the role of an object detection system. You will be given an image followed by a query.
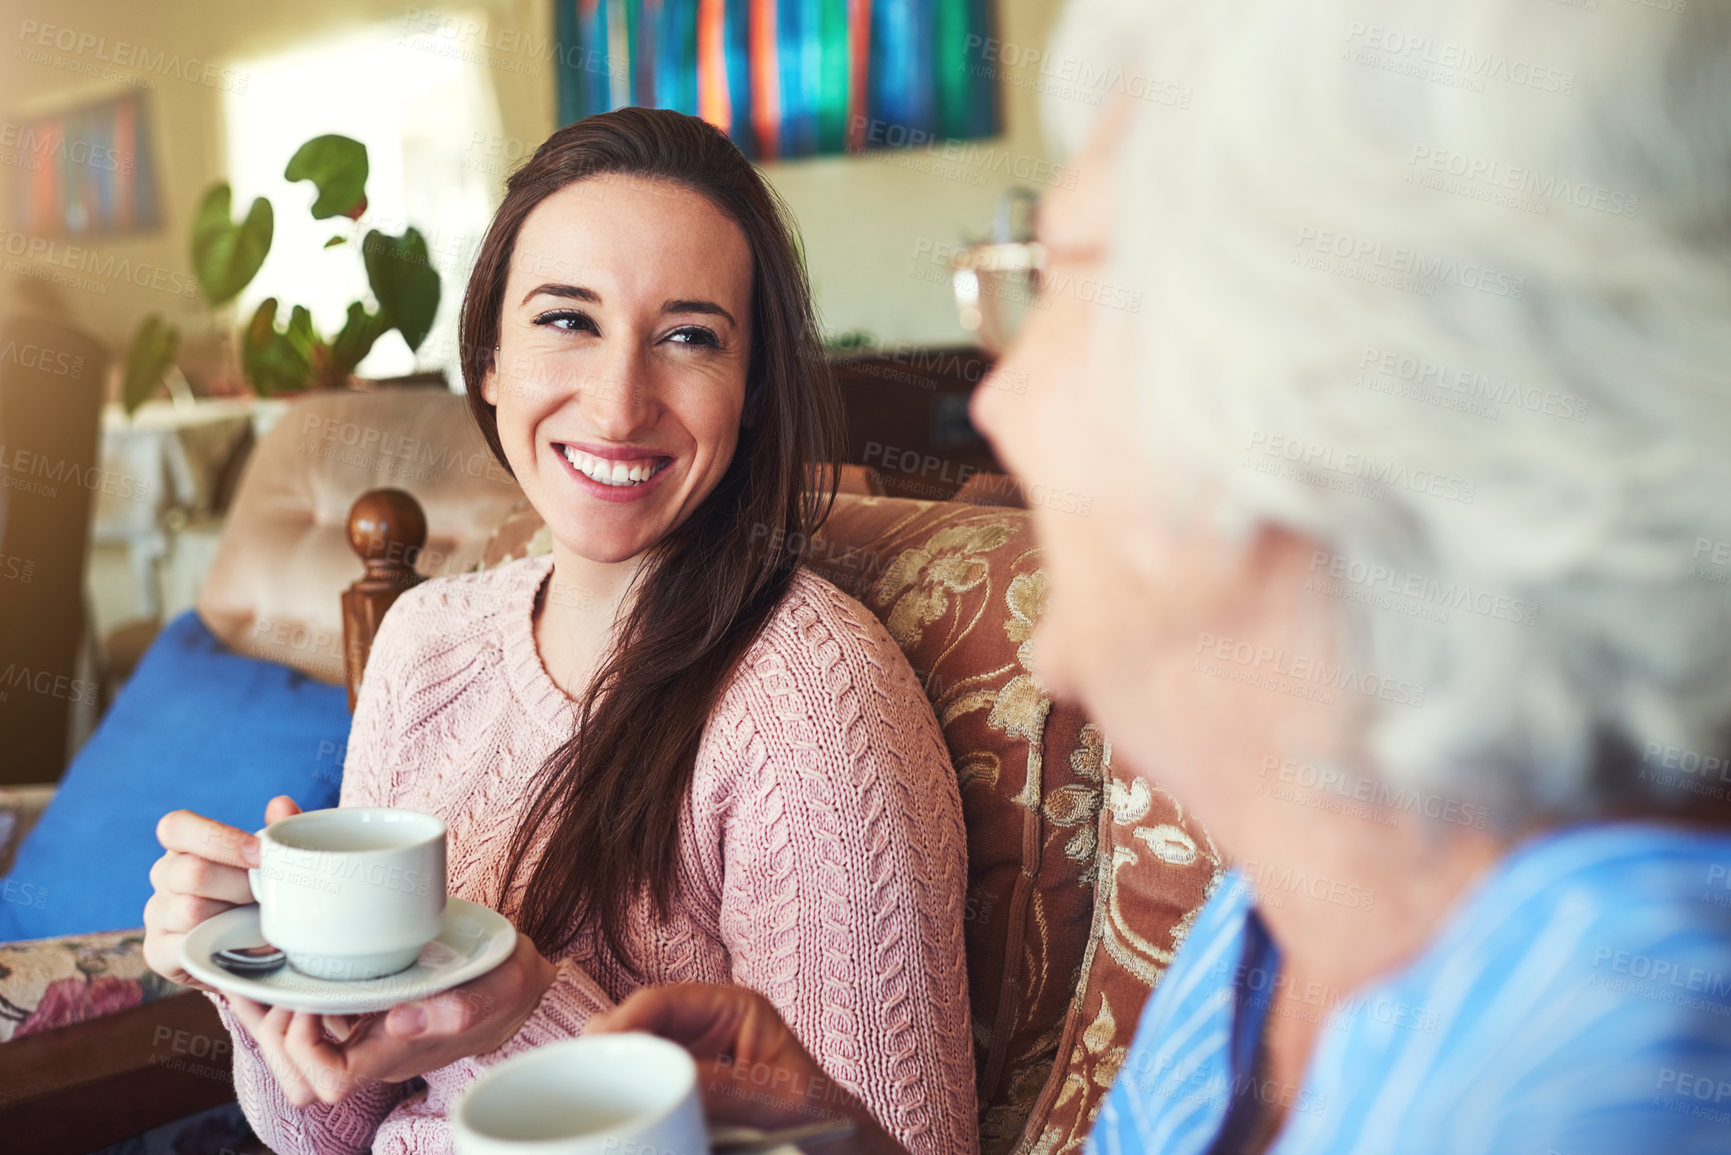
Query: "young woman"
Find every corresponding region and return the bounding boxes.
[140,108,977,1155]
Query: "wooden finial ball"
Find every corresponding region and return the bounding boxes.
[347,487,428,567]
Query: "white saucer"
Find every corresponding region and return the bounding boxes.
[181,896,518,1014]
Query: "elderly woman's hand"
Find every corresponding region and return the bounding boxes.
[588,983,909,1155]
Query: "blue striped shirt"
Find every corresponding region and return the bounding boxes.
[1088,824,1731,1155]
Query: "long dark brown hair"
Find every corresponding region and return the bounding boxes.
[458,107,845,969]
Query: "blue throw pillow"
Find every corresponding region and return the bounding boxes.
[0,610,350,940]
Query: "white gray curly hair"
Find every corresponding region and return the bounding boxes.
[1043,0,1731,823]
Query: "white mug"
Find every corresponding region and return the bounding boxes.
[453,1033,709,1155]
[248,807,447,981]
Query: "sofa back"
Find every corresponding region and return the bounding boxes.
[197,390,522,682]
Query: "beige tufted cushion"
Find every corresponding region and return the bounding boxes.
[196,391,523,683]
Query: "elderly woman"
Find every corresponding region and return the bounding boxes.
[593,0,1731,1152]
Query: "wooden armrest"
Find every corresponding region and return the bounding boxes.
[0,991,234,1154]
[341,488,430,711]
[808,462,884,497]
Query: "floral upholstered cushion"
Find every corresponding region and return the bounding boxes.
[807,495,1221,1155]
[0,928,182,1043]
[1015,759,1221,1155]
[805,496,1103,1153]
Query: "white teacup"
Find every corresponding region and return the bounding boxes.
[453,1033,709,1155]
[248,807,447,981]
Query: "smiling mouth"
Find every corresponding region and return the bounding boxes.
[559,444,673,488]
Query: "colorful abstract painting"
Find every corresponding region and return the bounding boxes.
[555,0,1001,160]
[5,92,162,238]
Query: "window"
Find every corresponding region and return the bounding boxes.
[224,18,503,383]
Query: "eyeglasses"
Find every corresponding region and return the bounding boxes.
[949,241,1045,357]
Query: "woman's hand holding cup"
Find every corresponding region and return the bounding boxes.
[144,794,303,985]
[146,797,558,1106]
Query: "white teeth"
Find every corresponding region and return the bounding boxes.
[561,445,666,487]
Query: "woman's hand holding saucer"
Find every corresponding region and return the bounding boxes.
[226,931,556,1107]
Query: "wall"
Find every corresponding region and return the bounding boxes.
[0,0,1070,361]
[762,0,1069,348]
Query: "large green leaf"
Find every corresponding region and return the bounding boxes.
[241,298,314,395]
[328,301,389,377]
[285,303,316,352]
[121,314,180,415]
[362,227,440,352]
[285,135,368,220]
[190,184,272,306]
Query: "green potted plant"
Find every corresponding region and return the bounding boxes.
[123,134,441,413]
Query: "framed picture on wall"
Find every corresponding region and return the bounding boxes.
[554,0,1002,162]
[5,90,163,238]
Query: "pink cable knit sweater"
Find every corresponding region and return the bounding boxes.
[211,554,977,1155]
